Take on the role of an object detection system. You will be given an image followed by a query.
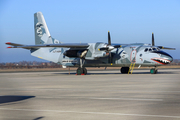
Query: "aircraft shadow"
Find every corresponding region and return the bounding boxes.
[0,95,35,104]
[131,71,176,74]
[54,73,120,75]
[33,116,44,120]
[54,71,176,75]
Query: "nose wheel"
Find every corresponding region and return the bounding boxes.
[150,68,158,74]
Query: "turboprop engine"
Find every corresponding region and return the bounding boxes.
[63,49,87,58]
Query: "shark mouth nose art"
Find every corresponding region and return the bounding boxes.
[151,58,171,65]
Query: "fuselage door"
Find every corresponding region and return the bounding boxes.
[130,49,137,63]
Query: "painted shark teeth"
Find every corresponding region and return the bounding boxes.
[151,58,171,65]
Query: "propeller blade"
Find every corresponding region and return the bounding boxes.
[98,48,108,51]
[98,46,114,51]
[158,46,176,50]
[152,32,155,46]
[107,31,112,64]
[108,31,111,45]
[113,45,122,48]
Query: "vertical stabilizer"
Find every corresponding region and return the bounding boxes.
[32,12,62,63]
[34,12,55,45]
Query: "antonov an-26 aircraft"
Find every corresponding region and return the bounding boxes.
[6,12,175,75]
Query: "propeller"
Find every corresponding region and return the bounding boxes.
[98,31,122,64]
[98,45,120,51]
[151,32,175,50]
[97,31,113,63]
[98,31,121,51]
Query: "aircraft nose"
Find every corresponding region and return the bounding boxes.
[162,54,173,64]
[152,51,173,65]
[163,53,173,64]
[168,56,173,63]
[163,52,173,63]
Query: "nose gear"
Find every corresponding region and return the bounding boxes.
[150,68,158,74]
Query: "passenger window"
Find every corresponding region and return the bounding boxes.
[140,54,142,57]
[149,48,152,51]
[123,51,127,54]
[144,48,148,52]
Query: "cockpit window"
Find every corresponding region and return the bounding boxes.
[152,48,157,51]
[145,47,160,52]
[144,48,148,52]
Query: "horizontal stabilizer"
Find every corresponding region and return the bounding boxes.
[6,42,30,49]
[6,42,24,46]
[6,42,89,49]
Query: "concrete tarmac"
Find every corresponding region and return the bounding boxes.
[0,69,180,120]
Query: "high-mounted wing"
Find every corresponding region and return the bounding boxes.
[157,46,176,50]
[6,42,89,49]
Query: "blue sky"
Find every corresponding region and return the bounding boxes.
[0,0,180,62]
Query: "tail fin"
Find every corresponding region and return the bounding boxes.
[34,12,60,45]
[32,12,62,63]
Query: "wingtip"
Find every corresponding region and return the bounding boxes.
[6,42,11,45]
[7,46,12,48]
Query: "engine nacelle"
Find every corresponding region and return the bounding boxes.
[63,50,87,58]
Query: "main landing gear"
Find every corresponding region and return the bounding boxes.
[120,67,129,74]
[76,59,87,75]
[76,67,87,75]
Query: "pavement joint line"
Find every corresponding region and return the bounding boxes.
[1,88,180,93]
[0,108,180,118]
[89,97,163,101]
[37,96,163,101]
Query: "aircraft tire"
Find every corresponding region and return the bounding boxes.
[121,67,129,74]
[150,68,157,74]
[76,67,87,75]
[76,67,83,75]
[83,67,87,75]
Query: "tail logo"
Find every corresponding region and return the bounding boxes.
[54,39,60,44]
[36,22,43,37]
